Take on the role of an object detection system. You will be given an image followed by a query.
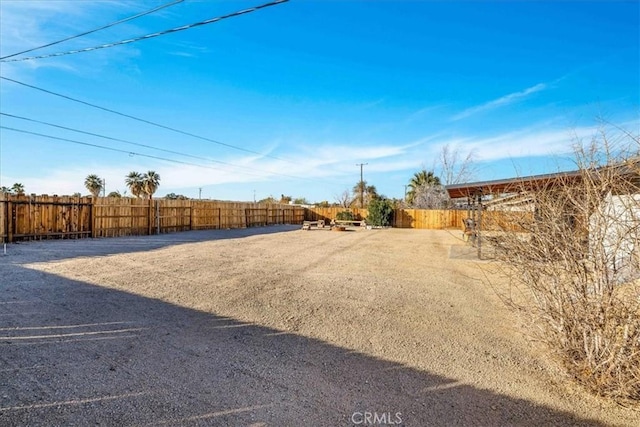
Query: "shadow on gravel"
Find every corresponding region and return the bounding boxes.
[0,262,610,426]
[0,225,300,263]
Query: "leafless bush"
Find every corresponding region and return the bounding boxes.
[411,184,449,209]
[490,133,640,403]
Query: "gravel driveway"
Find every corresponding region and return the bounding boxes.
[0,226,637,426]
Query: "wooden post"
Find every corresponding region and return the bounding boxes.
[27,197,33,241]
[477,192,483,260]
[189,201,193,231]
[6,199,13,243]
[90,199,96,238]
[1,196,7,243]
[148,198,153,235]
[471,199,476,237]
[156,200,160,235]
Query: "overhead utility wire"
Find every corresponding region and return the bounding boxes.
[0,0,184,61]
[0,76,291,163]
[0,112,305,180]
[0,126,273,178]
[0,0,289,63]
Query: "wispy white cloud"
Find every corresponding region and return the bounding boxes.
[424,124,605,163]
[0,139,416,196]
[164,41,212,58]
[451,83,548,121]
[403,104,446,125]
[4,118,637,200]
[0,1,145,76]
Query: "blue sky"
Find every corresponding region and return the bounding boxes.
[0,0,638,202]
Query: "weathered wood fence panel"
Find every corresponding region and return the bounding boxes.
[0,195,92,242]
[93,197,150,238]
[190,201,220,230]
[156,199,192,234]
[481,211,533,232]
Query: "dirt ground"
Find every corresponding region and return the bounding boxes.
[0,226,638,426]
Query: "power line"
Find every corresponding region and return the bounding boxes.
[0,0,184,61]
[0,0,289,63]
[0,112,305,180]
[0,126,275,178]
[2,125,362,197]
[0,76,291,163]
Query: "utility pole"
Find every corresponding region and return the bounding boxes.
[356,163,368,208]
[102,179,106,197]
[198,187,202,200]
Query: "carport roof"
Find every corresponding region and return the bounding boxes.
[445,157,640,199]
[445,170,582,199]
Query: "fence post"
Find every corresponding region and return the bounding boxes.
[1,196,6,243]
[90,199,96,238]
[148,198,153,235]
[189,201,193,230]
[6,199,13,243]
[156,200,160,235]
[477,194,483,259]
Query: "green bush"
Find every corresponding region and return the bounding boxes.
[336,210,354,221]
[367,198,393,227]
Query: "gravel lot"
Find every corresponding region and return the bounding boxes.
[0,226,637,426]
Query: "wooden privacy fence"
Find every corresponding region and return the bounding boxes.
[0,195,305,242]
[305,207,531,231]
[306,207,468,229]
[0,195,531,243]
[480,210,533,232]
[0,195,93,242]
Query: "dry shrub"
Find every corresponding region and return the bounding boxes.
[490,133,640,403]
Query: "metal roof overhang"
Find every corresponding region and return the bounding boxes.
[445,157,639,199]
[445,170,582,199]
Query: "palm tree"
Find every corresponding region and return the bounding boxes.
[107,191,121,198]
[366,185,379,202]
[142,171,160,199]
[351,181,380,207]
[352,180,367,207]
[84,174,103,198]
[125,172,144,198]
[11,183,25,195]
[406,170,441,205]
